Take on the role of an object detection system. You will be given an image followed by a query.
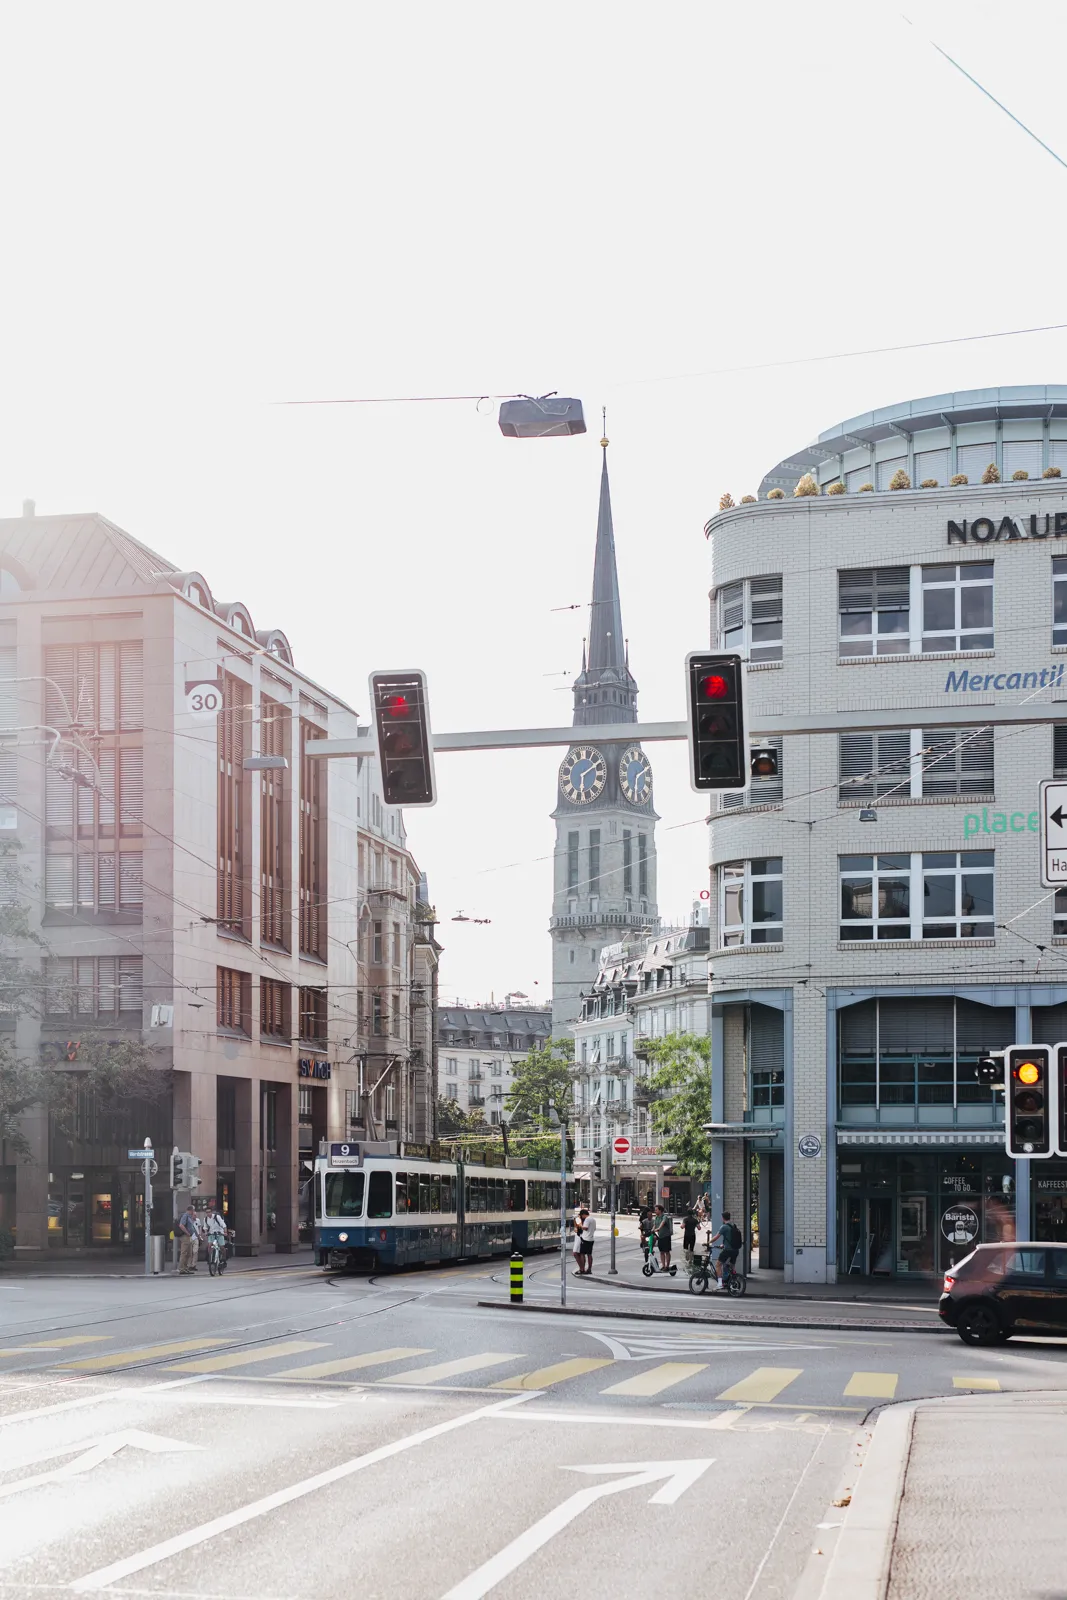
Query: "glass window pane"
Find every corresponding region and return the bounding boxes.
[751,859,782,875]
[923,591,956,631]
[961,873,994,917]
[751,880,782,922]
[840,612,872,637]
[367,1170,393,1219]
[877,610,909,634]
[879,877,910,918]
[923,874,956,917]
[841,878,872,919]
[960,587,992,630]
[324,1172,365,1217]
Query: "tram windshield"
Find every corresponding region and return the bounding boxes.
[324,1171,365,1217]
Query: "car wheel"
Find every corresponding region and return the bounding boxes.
[956,1302,1004,1346]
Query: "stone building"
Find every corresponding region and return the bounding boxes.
[437,1000,552,1125]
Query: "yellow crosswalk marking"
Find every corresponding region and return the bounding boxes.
[953,1376,1001,1391]
[844,1372,899,1399]
[61,1339,232,1370]
[275,1348,431,1380]
[717,1367,803,1403]
[495,1358,612,1391]
[390,1354,519,1385]
[164,1341,327,1373]
[602,1362,708,1397]
[0,1336,110,1354]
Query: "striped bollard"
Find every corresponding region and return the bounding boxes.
[510,1251,524,1304]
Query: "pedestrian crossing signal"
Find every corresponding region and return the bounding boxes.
[370,670,436,808]
[685,652,746,792]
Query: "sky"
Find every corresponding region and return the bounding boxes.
[2,1,1067,1006]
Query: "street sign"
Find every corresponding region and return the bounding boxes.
[128,1148,154,1161]
[184,680,223,719]
[1040,779,1067,885]
[612,1136,631,1162]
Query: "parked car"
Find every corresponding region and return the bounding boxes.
[938,1242,1067,1344]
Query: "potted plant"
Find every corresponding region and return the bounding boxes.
[827,481,846,495]
[767,488,785,500]
[920,478,939,488]
[981,463,1001,484]
[740,494,756,504]
[719,492,735,511]
[857,482,874,492]
[1011,469,1029,481]
[950,474,968,486]
[889,468,911,491]
[794,473,819,497]
[1044,466,1062,479]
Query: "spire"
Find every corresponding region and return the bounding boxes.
[572,420,638,728]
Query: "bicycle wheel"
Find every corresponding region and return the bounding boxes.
[726,1272,746,1296]
[218,1250,227,1274]
[208,1250,217,1277]
[688,1271,708,1295]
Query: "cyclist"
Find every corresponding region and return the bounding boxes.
[203,1201,229,1268]
[709,1210,743,1288]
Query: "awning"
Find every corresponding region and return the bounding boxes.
[837,1129,1003,1148]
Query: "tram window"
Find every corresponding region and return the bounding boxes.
[418,1176,430,1212]
[314,1178,322,1220]
[508,1179,526,1211]
[324,1172,365,1217]
[548,1183,560,1209]
[367,1170,393,1219]
[430,1177,441,1213]
[444,1176,456,1212]
[396,1174,409,1214]
[528,1181,541,1210]
[476,1176,487,1212]
[566,1182,576,1209]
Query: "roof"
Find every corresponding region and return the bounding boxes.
[0,512,179,593]
[570,444,638,727]
[438,1007,553,1033]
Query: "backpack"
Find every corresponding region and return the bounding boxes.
[722,1221,743,1252]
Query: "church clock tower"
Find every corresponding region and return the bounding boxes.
[550,434,658,1030]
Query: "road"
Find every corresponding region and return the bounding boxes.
[2,1256,1066,1599]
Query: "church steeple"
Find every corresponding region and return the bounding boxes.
[571,431,638,728]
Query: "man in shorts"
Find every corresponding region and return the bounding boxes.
[710,1210,742,1286]
[576,1207,596,1275]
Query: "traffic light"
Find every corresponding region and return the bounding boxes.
[172,1151,202,1190]
[685,652,746,792]
[750,745,779,779]
[592,1148,603,1179]
[370,670,436,808]
[975,1053,1003,1088]
[1006,1045,1055,1158]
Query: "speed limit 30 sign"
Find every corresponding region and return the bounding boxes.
[612,1136,631,1163]
[185,679,223,719]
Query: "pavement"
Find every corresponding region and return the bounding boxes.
[1,1254,1066,1597]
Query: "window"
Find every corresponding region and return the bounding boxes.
[260,694,290,947]
[838,996,1013,1109]
[957,443,996,482]
[723,737,783,809]
[720,858,783,946]
[445,1082,458,1100]
[1002,439,1042,480]
[392,923,401,967]
[45,641,143,732]
[623,829,632,894]
[445,1056,457,1076]
[921,727,994,798]
[915,447,949,486]
[749,1004,784,1109]
[922,563,993,652]
[588,829,600,894]
[0,645,16,829]
[491,1059,502,1077]
[324,1171,364,1217]
[218,967,251,1033]
[217,672,251,936]
[345,1088,362,1131]
[468,1060,482,1079]
[372,922,383,964]
[839,851,994,941]
[876,454,906,491]
[45,956,142,1020]
[298,985,328,1043]
[839,729,993,802]
[299,720,326,958]
[839,567,910,657]
[839,731,913,802]
[638,833,648,900]
[715,575,783,663]
[1054,558,1067,647]
[567,832,579,890]
[260,979,291,1040]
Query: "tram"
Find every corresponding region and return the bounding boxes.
[312,1141,575,1272]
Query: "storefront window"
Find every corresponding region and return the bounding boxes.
[840,1149,1016,1276]
[1034,1162,1067,1242]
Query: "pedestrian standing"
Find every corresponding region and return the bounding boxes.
[655,1204,673,1272]
[682,1208,697,1273]
[177,1203,200,1274]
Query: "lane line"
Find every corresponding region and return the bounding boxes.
[0,1337,110,1354]
[843,1371,899,1399]
[61,1340,232,1371]
[273,1347,431,1380]
[163,1342,327,1374]
[70,1393,533,1592]
[494,1408,747,1430]
[601,1363,708,1397]
[717,1367,803,1404]
[494,1359,613,1392]
[953,1376,1001,1390]
[0,1377,208,1428]
[390,1354,519,1385]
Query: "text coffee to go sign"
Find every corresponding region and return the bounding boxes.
[184,680,223,719]
[612,1136,631,1162]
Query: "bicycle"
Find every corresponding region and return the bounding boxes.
[206,1232,229,1276]
[687,1241,747,1296]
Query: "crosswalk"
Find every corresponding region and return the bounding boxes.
[0,1331,1011,1404]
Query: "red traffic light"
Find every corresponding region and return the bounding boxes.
[701,674,729,700]
[369,670,437,808]
[386,694,410,718]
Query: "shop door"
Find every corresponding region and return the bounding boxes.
[844,1194,895,1275]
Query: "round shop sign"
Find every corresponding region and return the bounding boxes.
[798,1134,822,1159]
[941,1204,980,1245]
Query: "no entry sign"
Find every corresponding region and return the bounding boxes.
[612,1136,631,1162]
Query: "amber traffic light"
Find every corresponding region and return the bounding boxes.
[369,670,436,807]
[685,652,746,792]
[1006,1045,1054,1158]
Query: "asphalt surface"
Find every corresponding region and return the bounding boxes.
[3,1254,1067,1599]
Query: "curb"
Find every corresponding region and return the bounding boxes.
[1,1260,317,1281]
[579,1270,940,1313]
[477,1301,946,1335]
[812,1403,916,1599]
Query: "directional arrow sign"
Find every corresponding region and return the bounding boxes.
[441,1458,714,1598]
[0,1430,200,1499]
[1041,780,1067,886]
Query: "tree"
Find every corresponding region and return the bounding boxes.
[0,1044,49,1162]
[505,1037,574,1130]
[643,1032,712,1178]
[49,1036,170,1142]
[436,1096,487,1137]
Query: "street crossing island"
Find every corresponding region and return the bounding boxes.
[944,664,1066,692]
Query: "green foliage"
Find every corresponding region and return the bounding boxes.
[0,1043,50,1161]
[49,1036,170,1142]
[505,1037,574,1131]
[436,1096,486,1137]
[643,1032,712,1178]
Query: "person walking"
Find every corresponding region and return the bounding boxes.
[654,1204,674,1274]
[681,1208,698,1273]
[177,1203,201,1274]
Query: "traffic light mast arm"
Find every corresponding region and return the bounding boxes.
[304,702,1066,759]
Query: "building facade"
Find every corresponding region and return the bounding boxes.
[0,507,434,1255]
[437,1001,552,1123]
[550,440,659,1030]
[706,384,1067,1282]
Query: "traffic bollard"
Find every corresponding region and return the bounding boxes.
[510,1251,524,1304]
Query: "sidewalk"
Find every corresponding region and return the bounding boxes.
[809,1389,1067,1599]
[2,1246,318,1279]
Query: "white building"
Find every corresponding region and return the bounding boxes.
[437,1001,552,1125]
[706,383,1067,1283]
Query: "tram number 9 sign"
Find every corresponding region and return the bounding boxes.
[184,680,223,719]
[329,1142,363,1167]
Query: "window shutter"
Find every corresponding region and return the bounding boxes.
[119,748,143,828]
[839,734,875,800]
[955,998,1015,1053]
[876,455,906,490]
[1002,440,1042,480]
[879,995,953,1053]
[98,644,116,732]
[45,853,73,907]
[97,956,117,1016]
[1055,724,1067,779]
[76,957,95,1014]
[749,1004,784,1071]
[922,727,994,797]
[872,568,910,609]
[0,652,15,815]
[97,751,115,830]
[77,755,95,829]
[718,582,744,632]
[98,853,116,908]
[44,646,76,725]
[119,852,143,907]
[839,569,875,613]
[1050,441,1067,475]
[846,466,871,492]
[957,443,995,482]
[118,957,142,1012]
[119,642,143,730]
[958,726,994,794]
[839,998,877,1053]
[749,574,782,622]
[914,448,949,485]
[74,646,96,726]
[873,731,912,795]
[46,760,73,828]
[77,853,95,908]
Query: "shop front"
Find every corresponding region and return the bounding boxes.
[838,1144,1015,1278]
[1033,1163,1067,1241]
[47,1167,145,1249]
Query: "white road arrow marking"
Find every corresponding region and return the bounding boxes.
[440,1457,715,1599]
[0,1430,199,1499]
[581,1330,823,1361]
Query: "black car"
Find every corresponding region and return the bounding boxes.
[938,1241,1067,1344]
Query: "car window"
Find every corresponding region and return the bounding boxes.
[1002,1248,1046,1278]
[1048,1252,1067,1283]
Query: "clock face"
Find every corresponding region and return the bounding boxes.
[559,745,607,805]
[620,746,653,805]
